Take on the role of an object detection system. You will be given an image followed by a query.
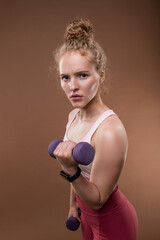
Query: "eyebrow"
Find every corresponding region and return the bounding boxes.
[60,71,90,76]
[60,74,66,77]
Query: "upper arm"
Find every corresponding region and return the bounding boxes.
[90,117,128,206]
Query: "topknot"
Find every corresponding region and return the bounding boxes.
[54,17,107,90]
[64,18,94,43]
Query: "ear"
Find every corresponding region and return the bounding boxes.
[99,71,105,84]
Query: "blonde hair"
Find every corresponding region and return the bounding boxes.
[54,18,108,94]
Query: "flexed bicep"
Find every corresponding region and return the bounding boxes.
[90,120,128,205]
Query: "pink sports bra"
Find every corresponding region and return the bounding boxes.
[63,109,116,179]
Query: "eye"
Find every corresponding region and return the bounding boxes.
[80,73,88,79]
[61,75,70,82]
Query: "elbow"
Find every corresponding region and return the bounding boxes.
[88,186,109,210]
[91,204,103,210]
[89,199,107,210]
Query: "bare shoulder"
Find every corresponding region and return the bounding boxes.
[94,114,128,150]
[68,108,80,121]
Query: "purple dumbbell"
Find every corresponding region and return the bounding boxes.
[48,139,95,165]
[66,208,81,231]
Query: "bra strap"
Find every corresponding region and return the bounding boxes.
[66,109,80,131]
[83,110,116,143]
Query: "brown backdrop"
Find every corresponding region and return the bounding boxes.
[0,1,160,240]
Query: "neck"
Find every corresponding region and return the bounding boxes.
[78,94,109,121]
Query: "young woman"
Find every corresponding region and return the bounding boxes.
[53,18,138,240]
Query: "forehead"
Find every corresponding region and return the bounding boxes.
[59,51,95,74]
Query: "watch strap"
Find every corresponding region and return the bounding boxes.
[60,166,81,182]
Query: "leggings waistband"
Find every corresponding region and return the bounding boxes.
[76,185,127,217]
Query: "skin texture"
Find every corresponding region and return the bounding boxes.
[54,51,128,220]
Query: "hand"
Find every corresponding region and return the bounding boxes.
[53,140,78,175]
[68,204,81,223]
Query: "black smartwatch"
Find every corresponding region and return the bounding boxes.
[60,166,81,182]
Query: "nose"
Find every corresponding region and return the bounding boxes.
[69,77,79,91]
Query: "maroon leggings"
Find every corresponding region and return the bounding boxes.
[76,186,138,240]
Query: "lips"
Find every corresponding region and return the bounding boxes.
[70,94,82,98]
[70,94,83,100]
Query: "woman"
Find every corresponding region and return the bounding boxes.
[53,18,138,240]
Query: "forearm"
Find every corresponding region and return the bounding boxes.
[69,185,77,207]
[68,185,81,220]
[71,173,102,210]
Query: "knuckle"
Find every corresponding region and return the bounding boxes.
[65,152,72,159]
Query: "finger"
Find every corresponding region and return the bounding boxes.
[53,141,66,158]
[54,141,76,159]
[74,209,81,222]
[64,141,76,158]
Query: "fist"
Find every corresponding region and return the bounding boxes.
[53,140,78,173]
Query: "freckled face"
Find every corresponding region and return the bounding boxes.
[59,51,101,108]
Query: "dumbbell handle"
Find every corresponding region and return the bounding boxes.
[66,208,81,231]
[48,139,95,165]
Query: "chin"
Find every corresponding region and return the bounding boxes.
[70,101,87,108]
[71,103,84,108]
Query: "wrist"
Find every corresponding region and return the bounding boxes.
[60,166,81,182]
[62,166,78,177]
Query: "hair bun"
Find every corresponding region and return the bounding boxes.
[64,18,94,42]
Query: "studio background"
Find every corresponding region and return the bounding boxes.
[0,1,160,240]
